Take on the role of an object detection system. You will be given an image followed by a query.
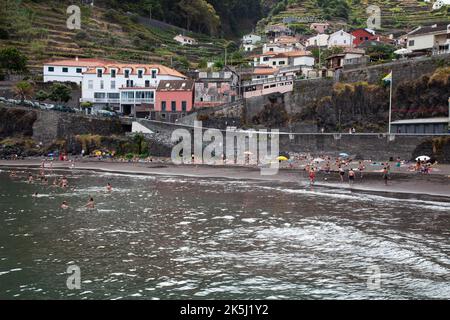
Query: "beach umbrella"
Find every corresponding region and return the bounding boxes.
[313,158,325,163]
[244,151,253,155]
[339,153,349,158]
[416,155,430,162]
[277,156,288,161]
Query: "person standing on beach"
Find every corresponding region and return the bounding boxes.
[358,161,365,179]
[348,168,355,186]
[338,166,345,182]
[309,168,316,186]
[383,167,389,186]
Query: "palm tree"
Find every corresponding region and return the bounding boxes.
[13,81,34,103]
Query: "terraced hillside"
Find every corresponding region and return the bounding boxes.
[258,0,449,33]
[0,0,228,74]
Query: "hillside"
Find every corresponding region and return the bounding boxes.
[0,0,230,74]
[257,0,450,34]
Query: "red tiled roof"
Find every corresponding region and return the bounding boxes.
[85,63,186,78]
[43,58,111,67]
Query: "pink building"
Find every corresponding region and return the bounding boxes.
[155,80,195,119]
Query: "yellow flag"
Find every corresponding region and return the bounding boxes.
[382,72,392,82]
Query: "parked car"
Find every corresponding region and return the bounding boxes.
[96,110,117,118]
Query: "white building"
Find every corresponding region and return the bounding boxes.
[253,51,314,68]
[407,23,450,54]
[242,34,262,45]
[43,58,110,85]
[432,0,450,10]
[307,34,330,47]
[173,34,197,45]
[263,36,304,54]
[79,62,186,117]
[328,30,355,48]
[243,43,258,52]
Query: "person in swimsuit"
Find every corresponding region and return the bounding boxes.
[106,183,113,192]
[358,161,365,179]
[61,201,69,210]
[309,168,316,186]
[86,196,95,209]
[382,167,389,185]
[338,166,345,182]
[348,168,355,185]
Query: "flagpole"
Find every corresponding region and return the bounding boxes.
[388,70,392,134]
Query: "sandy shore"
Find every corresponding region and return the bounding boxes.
[0,159,449,198]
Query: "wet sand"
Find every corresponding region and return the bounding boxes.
[1,159,449,198]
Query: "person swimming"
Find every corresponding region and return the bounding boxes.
[61,201,69,210]
[86,197,95,209]
[60,176,68,188]
[9,170,17,177]
[106,183,112,192]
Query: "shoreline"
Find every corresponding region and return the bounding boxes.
[1,159,449,199]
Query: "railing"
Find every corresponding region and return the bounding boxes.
[121,98,155,104]
[242,75,294,87]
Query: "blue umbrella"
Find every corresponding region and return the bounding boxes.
[339,153,349,158]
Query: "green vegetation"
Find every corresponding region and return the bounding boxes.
[13,81,34,102]
[48,83,72,104]
[0,47,28,75]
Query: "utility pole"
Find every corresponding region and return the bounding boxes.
[388,71,393,134]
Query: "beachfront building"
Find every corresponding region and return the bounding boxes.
[79,62,186,117]
[43,58,110,85]
[153,80,195,122]
[390,117,449,134]
[173,34,197,46]
[406,23,450,54]
[328,30,355,48]
[194,70,239,108]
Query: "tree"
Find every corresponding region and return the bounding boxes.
[178,0,220,34]
[13,81,34,102]
[49,83,72,103]
[0,47,27,75]
[132,133,146,155]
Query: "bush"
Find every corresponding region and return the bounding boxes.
[125,153,134,160]
[74,30,89,41]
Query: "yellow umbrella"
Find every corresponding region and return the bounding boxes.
[277,156,288,161]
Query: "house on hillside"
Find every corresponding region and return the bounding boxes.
[310,23,330,34]
[253,51,314,68]
[406,23,450,54]
[79,61,186,118]
[242,34,262,52]
[328,29,355,48]
[43,57,111,85]
[265,24,294,39]
[351,28,377,46]
[326,48,366,70]
[263,36,305,54]
[174,34,197,46]
[154,80,195,122]
[307,34,330,48]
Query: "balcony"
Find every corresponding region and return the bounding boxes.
[121,98,155,105]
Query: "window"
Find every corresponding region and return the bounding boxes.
[151,70,157,79]
[94,92,105,99]
[48,67,54,72]
[145,80,150,88]
[108,93,119,99]
[272,61,276,66]
[76,68,82,73]
[62,67,68,73]
[269,48,274,52]
[100,81,104,89]
[263,57,269,61]
[161,101,166,111]
[138,70,143,78]
[125,70,130,78]
[97,69,102,77]
[171,101,176,112]
[279,61,285,65]
[111,69,116,78]
[161,113,166,119]
[409,40,415,46]
[88,80,93,89]
[126,80,134,87]
[181,101,187,112]
[111,81,115,89]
